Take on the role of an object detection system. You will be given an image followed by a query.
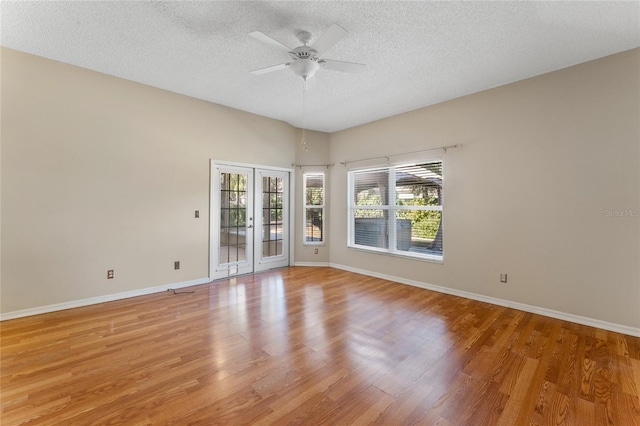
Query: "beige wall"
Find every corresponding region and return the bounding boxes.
[329,49,640,329]
[2,47,639,330]
[293,128,331,264]
[1,48,297,313]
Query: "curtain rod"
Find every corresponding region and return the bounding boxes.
[339,144,461,166]
[291,163,334,169]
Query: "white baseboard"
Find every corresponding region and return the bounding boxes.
[294,262,331,267]
[0,277,211,321]
[4,265,639,338]
[330,263,640,338]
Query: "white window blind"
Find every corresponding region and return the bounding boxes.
[303,172,325,244]
[347,161,443,261]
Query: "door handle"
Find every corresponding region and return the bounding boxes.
[247,225,253,228]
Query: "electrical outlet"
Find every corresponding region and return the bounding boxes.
[174,261,180,270]
[500,273,508,283]
[314,248,319,254]
[107,269,114,279]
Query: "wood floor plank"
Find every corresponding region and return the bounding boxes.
[255,364,350,425]
[496,356,540,426]
[1,266,639,425]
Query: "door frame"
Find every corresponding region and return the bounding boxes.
[209,160,294,280]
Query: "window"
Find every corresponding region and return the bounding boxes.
[303,172,325,244]
[348,161,443,261]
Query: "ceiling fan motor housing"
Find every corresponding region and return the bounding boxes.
[292,46,318,60]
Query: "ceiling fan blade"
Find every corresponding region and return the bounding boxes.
[321,59,366,74]
[250,63,290,75]
[311,24,347,57]
[249,31,293,53]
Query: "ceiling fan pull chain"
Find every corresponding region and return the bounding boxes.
[302,79,308,152]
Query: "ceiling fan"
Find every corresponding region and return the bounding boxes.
[249,24,366,81]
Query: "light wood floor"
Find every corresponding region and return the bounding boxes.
[2,267,639,425]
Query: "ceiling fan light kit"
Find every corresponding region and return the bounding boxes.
[289,59,319,81]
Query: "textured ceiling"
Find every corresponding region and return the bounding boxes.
[1,1,639,133]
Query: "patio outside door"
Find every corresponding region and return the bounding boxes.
[211,165,254,279]
[254,169,289,272]
[210,163,290,280]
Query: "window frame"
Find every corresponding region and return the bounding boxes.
[347,160,443,262]
[303,172,325,245]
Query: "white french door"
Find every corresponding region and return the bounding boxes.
[211,165,255,279]
[254,169,289,272]
[210,162,290,280]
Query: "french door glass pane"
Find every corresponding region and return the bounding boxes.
[219,172,247,264]
[261,176,283,258]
